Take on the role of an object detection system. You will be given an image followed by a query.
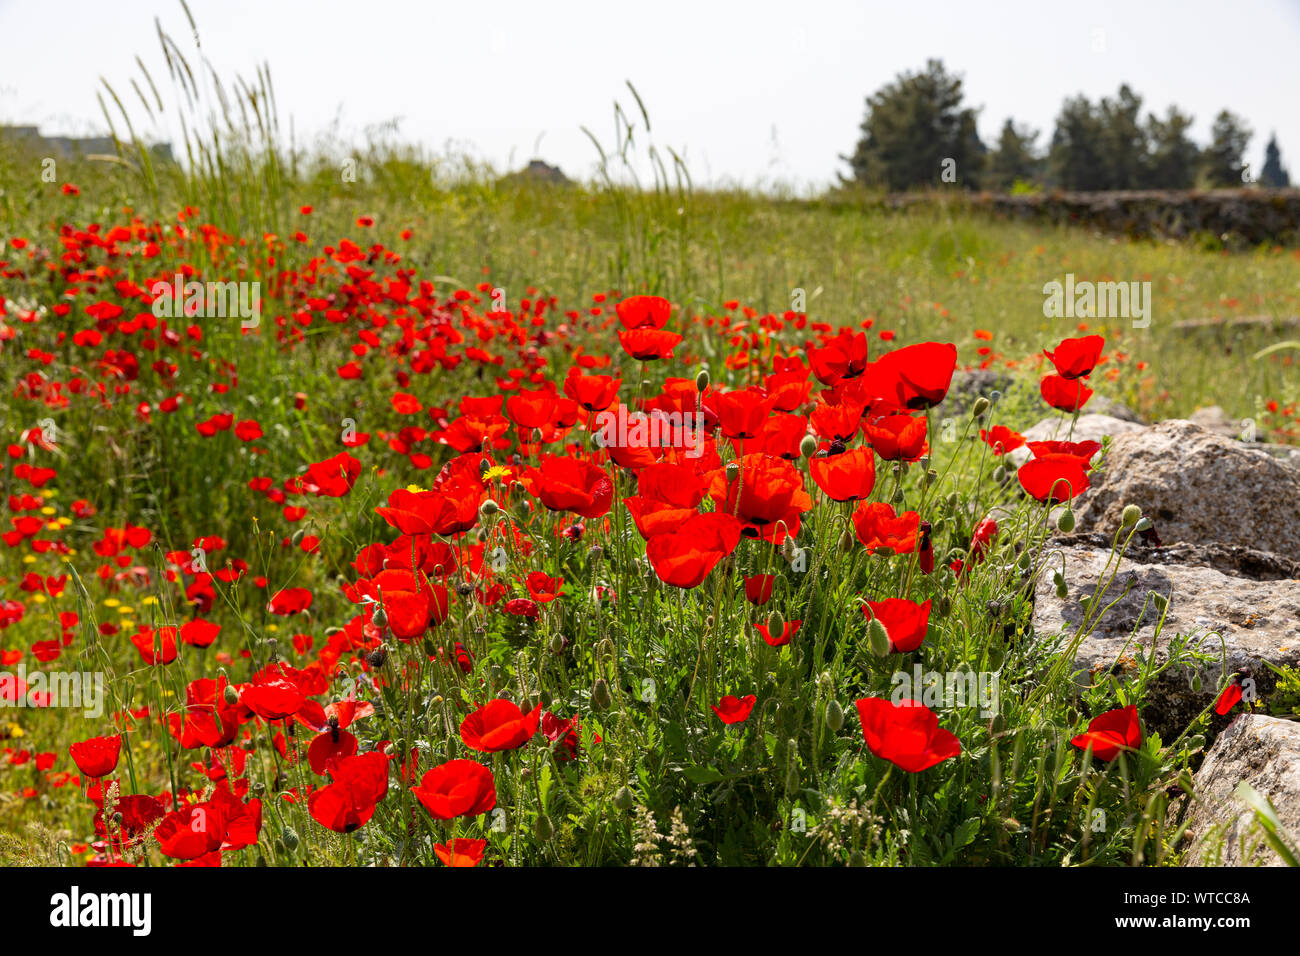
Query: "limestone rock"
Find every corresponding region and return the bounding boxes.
[1183,714,1300,866]
[1007,413,1146,467]
[1072,419,1300,554]
[1032,542,1300,735]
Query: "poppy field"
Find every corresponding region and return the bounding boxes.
[2,114,1300,870]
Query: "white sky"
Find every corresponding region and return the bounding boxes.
[2,0,1298,190]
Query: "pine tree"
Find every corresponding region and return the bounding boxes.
[1049,95,1107,190]
[986,119,1041,191]
[1201,110,1253,187]
[1145,106,1199,189]
[842,60,984,191]
[1260,133,1290,187]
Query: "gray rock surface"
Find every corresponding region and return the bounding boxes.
[1007,413,1146,466]
[1032,542,1300,735]
[1183,714,1300,866]
[1071,420,1300,554]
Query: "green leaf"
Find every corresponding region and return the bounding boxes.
[682,765,725,785]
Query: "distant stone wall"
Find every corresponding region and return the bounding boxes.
[885,189,1300,245]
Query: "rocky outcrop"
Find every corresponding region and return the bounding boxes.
[1071,420,1300,555]
[1182,715,1300,866]
[1007,413,1145,467]
[1032,542,1300,736]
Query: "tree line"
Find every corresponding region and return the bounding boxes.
[843,60,1291,192]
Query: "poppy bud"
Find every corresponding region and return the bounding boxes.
[695,368,710,392]
[972,396,990,417]
[592,677,611,711]
[480,499,499,518]
[534,814,554,841]
[839,529,855,553]
[510,480,526,499]
[281,826,300,852]
[290,528,306,547]
[614,786,635,811]
[867,616,891,657]
[550,633,567,655]
[725,462,740,483]
[1057,507,1076,533]
[781,537,796,562]
[890,488,905,506]
[1135,516,1153,533]
[223,684,239,706]
[767,610,786,637]
[925,468,938,486]
[422,638,437,657]
[935,593,951,616]
[371,603,388,628]
[799,433,818,458]
[1121,504,1141,528]
[1152,592,1168,612]
[1056,580,1068,600]
[992,465,1006,483]
[825,699,844,732]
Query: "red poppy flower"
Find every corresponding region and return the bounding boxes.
[711,694,757,724]
[307,751,390,833]
[743,574,776,606]
[308,730,359,775]
[1026,439,1101,462]
[1215,682,1243,716]
[861,598,931,652]
[708,453,813,544]
[460,699,542,752]
[69,735,121,778]
[1017,454,1091,503]
[525,571,565,603]
[563,370,621,412]
[267,587,314,616]
[808,330,869,385]
[645,512,743,588]
[618,327,683,361]
[869,342,958,409]
[810,447,876,501]
[354,569,447,640]
[1040,374,1093,412]
[756,619,801,646]
[240,664,307,720]
[1070,704,1141,762]
[534,455,613,518]
[130,626,179,665]
[809,400,865,443]
[981,425,1025,455]
[616,294,672,330]
[412,759,496,820]
[302,452,362,497]
[855,697,962,772]
[711,388,776,441]
[435,837,488,867]
[862,413,928,462]
[506,388,558,430]
[852,502,920,553]
[1043,334,1105,380]
[375,486,481,536]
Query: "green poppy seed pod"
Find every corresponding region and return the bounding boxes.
[919,456,931,471]
[1057,506,1076,533]
[972,396,991,418]
[281,826,300,852]
[868,617,891,657]
[725,462,740,483]
[992,465,1006,483]
[825,699,845,732]
[925,468,938,487]
[799,433,818,458]
[613,786,635,811]
[479,498,499,518]
[1121,504,1142,528]
[534,813,554,840]
[592,677,611,711]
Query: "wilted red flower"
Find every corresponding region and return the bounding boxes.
[855,697,961,772]
[412,759,496,820]
[861,598,931,652]
[1043,334,1105,380]
[1040,374,1093,412]
[711,694,757,724]
[1070,704,1141,762]
[460,699,542,752]
[69,735,121,778]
